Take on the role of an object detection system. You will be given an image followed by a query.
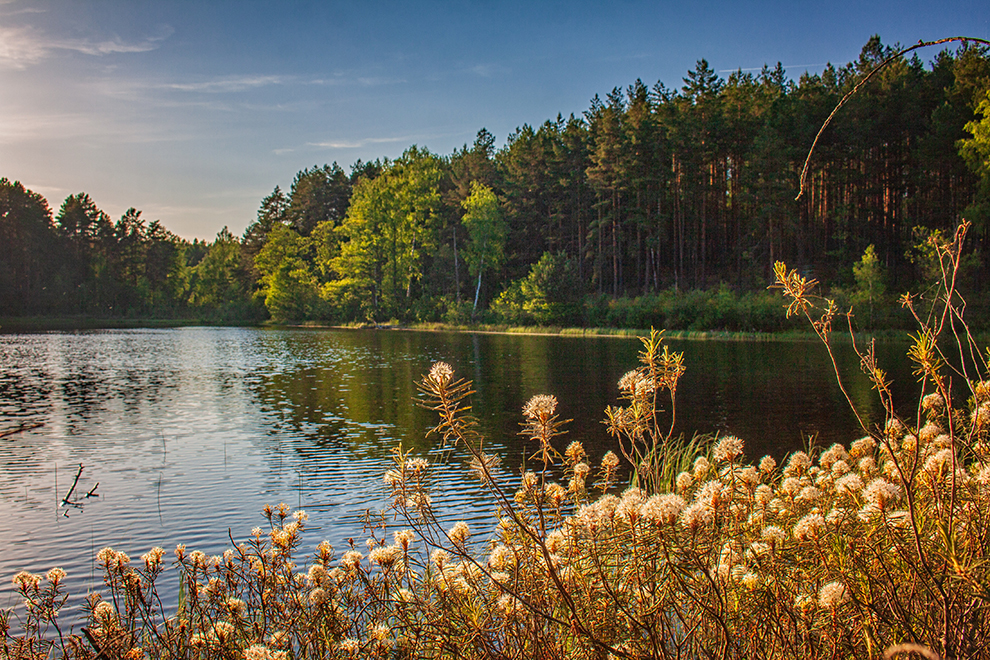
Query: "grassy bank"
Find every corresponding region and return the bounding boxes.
[296,319,923,345]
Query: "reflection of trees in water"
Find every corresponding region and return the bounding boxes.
[249,330,919,498]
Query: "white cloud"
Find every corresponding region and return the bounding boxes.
[0,5,47,16]
[468,63,510,78]
[0,107,193,145]
[717,63,827,74]
[306,128,469,152]
[308,135,409,149]
[159,75,286,93]
[356,76,407,86]
[0,25,48,67]
[0,23,173,69]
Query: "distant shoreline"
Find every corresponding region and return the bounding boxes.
[0,316,243,333]
[0,316,928,343]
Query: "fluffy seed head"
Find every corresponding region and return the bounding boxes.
[523,394,557,420]
[849,436,877,458]
[971,404,990,431]
[818,581,850,610]
[836,473,864,496]
[13,572,41,591]
[712,435,745,463]
[863,478,901,511]
[640,494,686,525]
[601,451,620,469]
[754,484,773,506]
[762,525,786,546]
[340,551,363,570]
[370,545,402,567]
[922,392,945,412]
[793,513,826,541]
[449,522,471,547]
[680,500,714,532]
[783,451,811,477]
[428,362,454,387]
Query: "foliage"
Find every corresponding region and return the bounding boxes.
[332,147,443,321]
[4,38,990,328]
[490,252,582,326]
[850,244,886,328]
[959,89,990,179]
[460,181,507,313]
[582,285,796,332]
[0,179,57,315]
[254,225,320,323]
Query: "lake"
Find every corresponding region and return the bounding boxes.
[0,326,916,622]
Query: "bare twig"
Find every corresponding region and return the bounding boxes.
[60,464,85,506]
[796,36,990,200]
[0,422,44,439]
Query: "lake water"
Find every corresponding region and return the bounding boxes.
[0,326,916,623]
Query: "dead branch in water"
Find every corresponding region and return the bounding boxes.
[0,422,44,439]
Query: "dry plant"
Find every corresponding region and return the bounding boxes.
[5,226,990,659]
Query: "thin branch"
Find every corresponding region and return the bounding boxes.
[796,36,990,200]
[60,464,85,506]
[0,422,43,439]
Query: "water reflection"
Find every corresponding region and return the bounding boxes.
[0,327,917,624]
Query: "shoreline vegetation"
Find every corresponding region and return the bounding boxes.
[0,314,922,344]
[4,37,990,335]
[4,225,990,659]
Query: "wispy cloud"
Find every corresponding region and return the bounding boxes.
[0,23,173,69]
[0,26,48,67]
[0,108,193,145]
[158,75,286,93]
[355,76,407,86]
[468,63,510,78]
[308,136,411,149]
[717,63,827,74]
[306,128,468,152]
[0,6,48,16]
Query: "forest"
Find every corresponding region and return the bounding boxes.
[3,36,990,331]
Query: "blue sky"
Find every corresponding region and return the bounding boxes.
[1,1,988,240]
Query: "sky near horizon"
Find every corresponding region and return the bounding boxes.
[1,1,988,241]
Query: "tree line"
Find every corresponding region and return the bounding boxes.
[3,36,990,329]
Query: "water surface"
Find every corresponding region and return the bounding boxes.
[0,327,916,623]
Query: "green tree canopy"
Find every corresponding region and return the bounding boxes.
[332,147,443,319]
[460,180,506,312]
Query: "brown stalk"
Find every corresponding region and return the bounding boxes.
[796,37,990,201]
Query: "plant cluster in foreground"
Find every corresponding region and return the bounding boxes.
[4,226,990,660]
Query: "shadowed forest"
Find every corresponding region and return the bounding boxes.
[3,37,990,330]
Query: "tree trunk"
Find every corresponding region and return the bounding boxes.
[472,253,485,314]
[453,223,460,303]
